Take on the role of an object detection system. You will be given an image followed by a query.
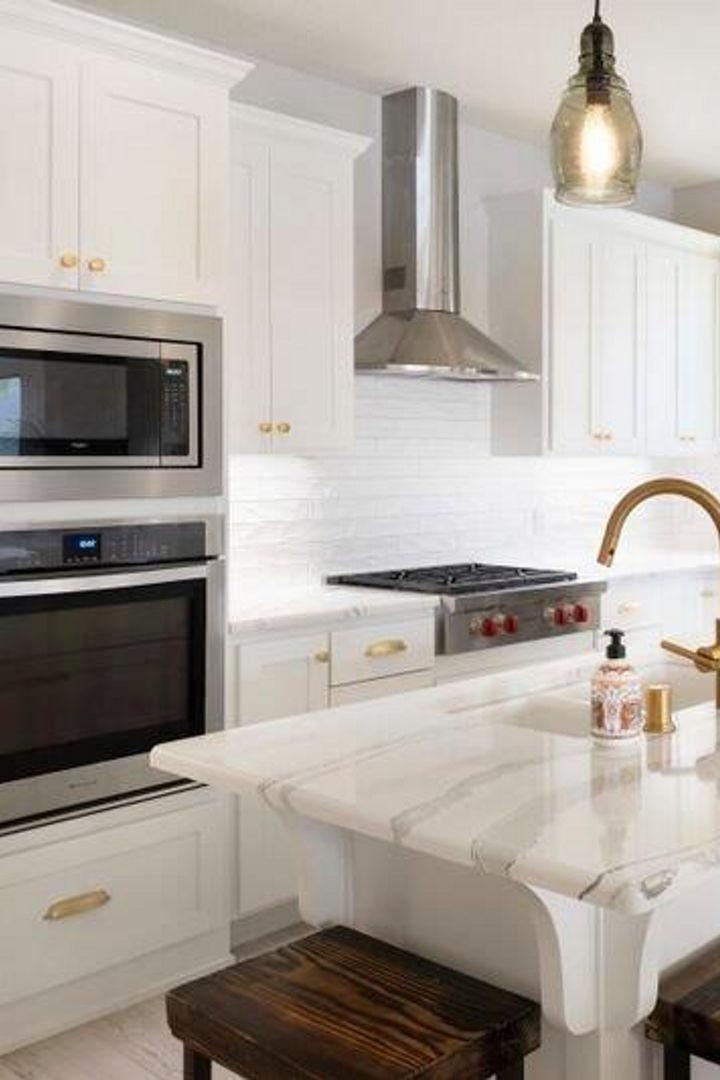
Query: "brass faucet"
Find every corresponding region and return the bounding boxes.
[598,478,720,709]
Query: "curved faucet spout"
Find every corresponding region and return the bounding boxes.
[597,478,720,567]
[597,478,720,710]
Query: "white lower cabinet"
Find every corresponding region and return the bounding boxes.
[231,616,435,918]
[0,789,230,1048]
[233,633,330,917]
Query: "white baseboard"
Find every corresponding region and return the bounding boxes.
[231,900,300,949]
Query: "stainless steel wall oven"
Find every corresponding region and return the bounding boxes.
[0,295,221,499]
[0,518,224,834]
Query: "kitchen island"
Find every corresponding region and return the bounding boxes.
[152,659,720,1080]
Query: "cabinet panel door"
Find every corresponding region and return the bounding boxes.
[0,30,79,289]
[597,232,645,454]
[548,217,601,454]
[647,244,682,455]
[80,59,225,304]
[228,137,273,452]
[234,635,329,916]
[678,253,719,454]
[269,143,354,454]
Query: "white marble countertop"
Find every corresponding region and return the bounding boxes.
[226,550,717,637]
[152,650,720,917]
[227,586,439,636]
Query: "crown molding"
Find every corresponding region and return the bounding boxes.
[0,0,253,89]
[232,103,373,160]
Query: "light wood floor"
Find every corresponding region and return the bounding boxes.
[0,924,308,1080]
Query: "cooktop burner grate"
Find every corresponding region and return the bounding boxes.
[328,563,577,596]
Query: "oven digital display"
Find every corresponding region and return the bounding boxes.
[63,532,102,562]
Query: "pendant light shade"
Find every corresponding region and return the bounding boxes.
[550,0,642,207]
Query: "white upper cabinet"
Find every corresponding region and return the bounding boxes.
[0,29,79,289]
[80,60,228,303]
[229,106,371,456]
[647,246,719,455]
[0,1,250,304]
[596,230,646,454]
[489,190,720,457]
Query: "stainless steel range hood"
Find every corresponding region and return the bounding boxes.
[355,87,537,382]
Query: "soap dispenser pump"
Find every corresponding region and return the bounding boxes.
[591,628,643,742]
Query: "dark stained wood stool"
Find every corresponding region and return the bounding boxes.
[167,925,541,1079]
[646,941,720,1078]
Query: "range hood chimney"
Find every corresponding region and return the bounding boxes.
[355,87,537,382]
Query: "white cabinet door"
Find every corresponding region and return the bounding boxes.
[548,215,645,455]
[647,244,682,455]
[678,252,719,454]
[228,136,273,453]
[547,216,601,454]
[234,634,329,916]
[0,30,79,289]
[647,246,719,455]
[268,143,354,454]
[597,231,646,453]
[80,58,225,304]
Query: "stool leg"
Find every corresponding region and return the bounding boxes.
[663,1047,690,1080]
[497,1062,524,1080]
[184,1045,211,1080]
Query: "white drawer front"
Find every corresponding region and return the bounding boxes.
[0,801,227,1004]
[330,669,434,706]
[330,617,434,686]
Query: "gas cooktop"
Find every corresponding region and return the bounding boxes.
[328,562,578,596]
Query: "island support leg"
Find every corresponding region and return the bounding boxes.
[282,814,355,927]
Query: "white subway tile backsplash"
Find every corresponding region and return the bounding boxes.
[228,377,702,597]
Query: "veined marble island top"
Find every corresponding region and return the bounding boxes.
[152,662,720,917]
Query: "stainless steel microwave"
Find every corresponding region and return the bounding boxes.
[0,295,221,499]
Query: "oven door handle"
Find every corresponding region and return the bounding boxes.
[0,562,211,599]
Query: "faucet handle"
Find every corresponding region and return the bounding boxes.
[661,638,720,672]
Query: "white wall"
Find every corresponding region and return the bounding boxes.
[229,60,688,604]
[675,180,720,235]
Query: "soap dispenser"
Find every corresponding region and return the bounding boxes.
[591,629,643,742]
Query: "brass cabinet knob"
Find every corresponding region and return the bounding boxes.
[58,252,78,269]
[87,257,107,273]
[258,422,272,434]
[314,648,330,663]
[275,422,291,435]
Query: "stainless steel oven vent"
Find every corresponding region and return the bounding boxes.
[355,87,537,382]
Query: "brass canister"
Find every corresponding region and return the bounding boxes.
[644,684,676,735]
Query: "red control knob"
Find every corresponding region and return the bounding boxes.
[574,603,590,624]
[504,614,519,634]
[482,616,500,637]
[553,606,568,627]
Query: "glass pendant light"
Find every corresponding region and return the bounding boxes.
[550,0,642,206]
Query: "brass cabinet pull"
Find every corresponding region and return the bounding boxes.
[314,648,330,663]
[258,422,273,434]
[43,888,111,921]
[58,252,78,270]
[364,638,408,659]
[275,422,291,435]
[87,257,107,273]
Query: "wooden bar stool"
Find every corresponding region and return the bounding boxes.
[167,925,541,1078]
[646,941,720,1078]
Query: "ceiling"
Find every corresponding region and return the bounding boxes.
[63,0,720,188]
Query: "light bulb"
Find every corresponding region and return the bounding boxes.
[579,103,620,187]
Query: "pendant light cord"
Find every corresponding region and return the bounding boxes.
[594,0,601,21]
